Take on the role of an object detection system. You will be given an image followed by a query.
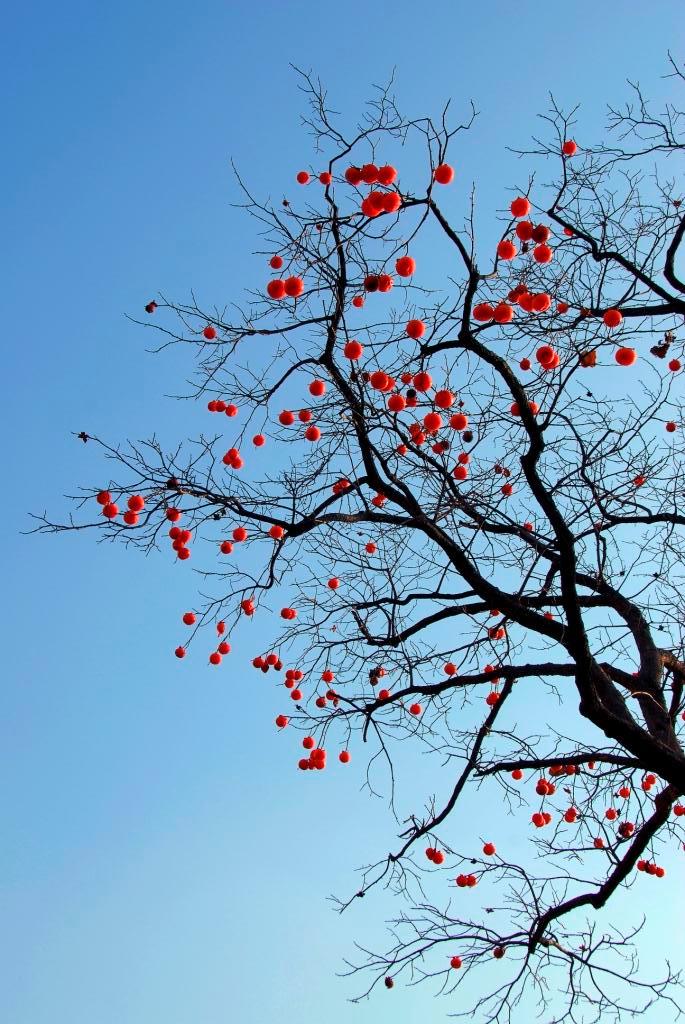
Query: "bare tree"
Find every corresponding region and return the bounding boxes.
[37,57,685,1024]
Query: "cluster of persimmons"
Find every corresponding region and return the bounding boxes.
[93,135,683,979]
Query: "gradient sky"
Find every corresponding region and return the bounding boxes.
[3,3,684,1023]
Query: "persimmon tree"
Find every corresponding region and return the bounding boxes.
[38,62,685,1023]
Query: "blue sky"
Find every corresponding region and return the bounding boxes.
[2,3,684,1023]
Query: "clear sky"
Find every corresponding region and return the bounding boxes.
[2,3,684,1023]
